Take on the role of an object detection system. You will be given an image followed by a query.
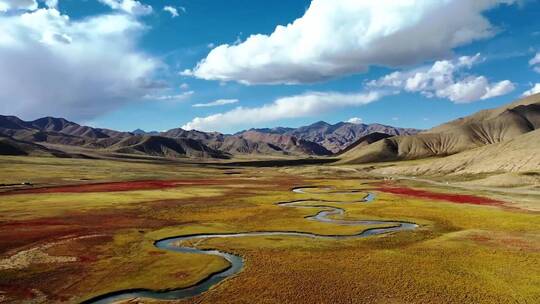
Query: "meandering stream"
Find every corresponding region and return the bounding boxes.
[83,187,418,304]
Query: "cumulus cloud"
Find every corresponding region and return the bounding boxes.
[530,52,540,73]
[368,54,515,103]
[182,91,383,131]
[98,0,153,16]
[346,117,363,124]
[184,0,516,85]
[0,0,38,11]
[193,99,239,108]
[44,0,57,9]
[522,83,540,97]
[163,6,179,18]
[0,8,160,121]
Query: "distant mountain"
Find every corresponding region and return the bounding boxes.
[132,129,160,136]
[0,116,332,159]
[0,115,30,130]
[236,126,294,135]
[212,136,283,155]
[0,116,131,139]
[0,114,422,160]
[162,128,331,156]
[111,135,229,159]
[0,135,66,157]
[0,116,228,159]
[237,121,419,153]
[237,130,332,156]
[162,128,225,142]
[339,93,540,165]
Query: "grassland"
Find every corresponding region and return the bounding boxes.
[0,156,538,303]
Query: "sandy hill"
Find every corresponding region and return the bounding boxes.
[428,93,540,133]
[376,128,540,175]
[339,93,540,165]
[335,132,393,156]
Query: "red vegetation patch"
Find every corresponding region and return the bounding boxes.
[469,233,539,251]
[0,211,176,302]
[0,284,38,300]
[1,179,229,195]
[377,184,506,207]
[0,211,172,254]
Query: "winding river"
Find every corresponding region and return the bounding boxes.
[83,187,418,304]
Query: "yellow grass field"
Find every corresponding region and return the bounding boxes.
[0,156,538,304]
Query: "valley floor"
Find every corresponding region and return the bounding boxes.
[0,156,538,303]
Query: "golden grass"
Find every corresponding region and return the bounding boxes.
[0,188,225,220]
[0,156,218,184]
[0,156,538,303]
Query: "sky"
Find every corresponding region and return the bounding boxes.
[0,0,539,134]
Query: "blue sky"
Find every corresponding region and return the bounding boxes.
[1,0,539,133]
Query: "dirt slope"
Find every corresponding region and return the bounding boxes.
[339,93,540,164]
[375,128,540,175]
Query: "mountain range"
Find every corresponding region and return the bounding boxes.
[238,121,418,153]
[339,93,540,174]
[4,92,537,168]
[0,115,417,159]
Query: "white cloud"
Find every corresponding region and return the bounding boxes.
[522,83,540,97]
[477,79,515,100]
[0,8,160,120]
[193,99,239,108]
[98,0,153,16]
[144,91,194,101]
[346,117,363,124]
[184,0,516,85]
[163,6,178,18]
[436,77,514,103]
[182,91,383,131]
[530,52,540,73]
[44,0,57,9]
[530,52,540,65]
[179,83,190,90]
[0,0,38,11]
[368,54,515,103]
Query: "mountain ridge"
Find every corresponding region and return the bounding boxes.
[339,93,540,165]
[236,121,420,153]
[0,115,413,159]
